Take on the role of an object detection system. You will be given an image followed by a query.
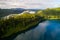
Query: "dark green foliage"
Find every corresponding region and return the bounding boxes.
[0,13,44,38]
[42,8,60,15]
[36,8,60,19]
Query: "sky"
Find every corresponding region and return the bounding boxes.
[0,0,60,9]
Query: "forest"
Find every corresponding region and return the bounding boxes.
[36,8,60,19]
[0,13,44,38]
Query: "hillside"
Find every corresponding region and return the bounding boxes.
[36,8,60,19]
[0,13,45,39]
[0,8,39,18]
[0,8,25,18]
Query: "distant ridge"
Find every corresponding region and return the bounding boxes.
[0,8,40,17]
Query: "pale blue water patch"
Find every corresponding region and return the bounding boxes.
[14,20,60,40]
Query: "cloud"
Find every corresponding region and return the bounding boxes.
[0,0,60,9]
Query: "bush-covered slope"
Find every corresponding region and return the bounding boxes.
[0,13,45,38]
[36,8,60,19]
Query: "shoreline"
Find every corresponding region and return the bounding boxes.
[0,19,46,40]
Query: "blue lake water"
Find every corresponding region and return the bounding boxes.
[14,20,60,40]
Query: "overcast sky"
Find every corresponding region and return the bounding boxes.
[0,0,60,9]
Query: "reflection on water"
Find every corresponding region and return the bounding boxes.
[14,20,60,40]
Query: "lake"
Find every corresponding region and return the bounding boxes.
[14,20,60,40]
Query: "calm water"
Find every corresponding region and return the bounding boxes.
[14,20,60,40]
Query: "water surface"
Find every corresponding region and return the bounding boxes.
[14,20,60,40]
